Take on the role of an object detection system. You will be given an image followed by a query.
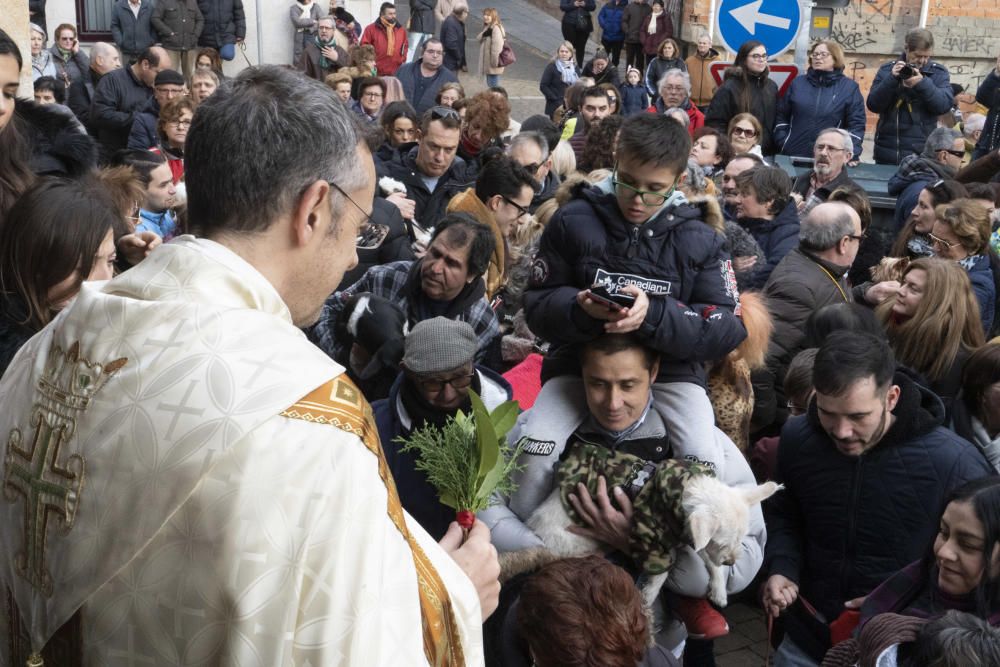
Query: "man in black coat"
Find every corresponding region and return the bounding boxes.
[378,107,473,231]
[439,4,467,73]
[67,42,120,131]
[762,331,992,665]
[91,46,172,153]
[197,0,246,51]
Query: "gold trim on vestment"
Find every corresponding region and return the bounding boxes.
[281,376,466,667]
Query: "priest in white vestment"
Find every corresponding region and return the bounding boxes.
[0,66,496,667]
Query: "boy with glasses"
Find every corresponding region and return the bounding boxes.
[521,112,748,638]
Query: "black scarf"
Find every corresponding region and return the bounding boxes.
[403,259,486,324]
[399,371,483,432]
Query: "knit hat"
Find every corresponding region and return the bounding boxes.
[403,317,478,373]
[154,69,186,87]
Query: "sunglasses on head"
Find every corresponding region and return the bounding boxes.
[429,106,460,121]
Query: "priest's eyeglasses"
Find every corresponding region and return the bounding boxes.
[327,180,372,226]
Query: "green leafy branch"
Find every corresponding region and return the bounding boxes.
[398,391,524,524]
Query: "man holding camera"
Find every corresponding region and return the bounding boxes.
[867,28,954,165]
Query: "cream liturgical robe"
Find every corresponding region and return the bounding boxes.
[0,236,484,666]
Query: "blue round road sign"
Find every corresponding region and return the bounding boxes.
[717,0,801,59]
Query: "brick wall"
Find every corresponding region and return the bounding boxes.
[678,0,1000,133]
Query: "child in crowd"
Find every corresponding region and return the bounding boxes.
[620,66,648,116]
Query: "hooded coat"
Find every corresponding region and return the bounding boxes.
[705,65,778,155]
[866,55,954,165]
[523,177,747,389]
[764,371,992,661]
[773,68,866,160]
[597,0,627,43]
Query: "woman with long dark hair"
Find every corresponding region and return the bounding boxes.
[0,31,34,220]
[0,177,119,374]
[705,40,778,154]
[891,179,968,260]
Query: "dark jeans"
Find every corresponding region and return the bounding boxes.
[624,41,645,72]
[602,38,623,66]
[562,26,590,68]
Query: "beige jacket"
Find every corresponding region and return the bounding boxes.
[478,24,506,76]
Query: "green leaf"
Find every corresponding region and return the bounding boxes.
[440,490,459,509]
[470,391,500,488]
[489,400,519,441]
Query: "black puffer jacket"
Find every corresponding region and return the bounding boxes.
[524,179,747,388]
[196,0,246,49]
[764,371,992,661]
[378,142,474,228]
[704,66,778,154]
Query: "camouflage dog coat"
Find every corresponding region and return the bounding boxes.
[556,441,716,574]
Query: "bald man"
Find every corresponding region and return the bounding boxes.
[67,42,121,130]
[91,45,172,152]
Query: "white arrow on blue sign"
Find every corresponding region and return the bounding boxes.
[717,0,802,60]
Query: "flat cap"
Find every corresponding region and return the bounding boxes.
[403,317,478,374]
[154,69,186,87]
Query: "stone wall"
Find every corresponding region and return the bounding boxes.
[0,0,33,91]
[679,0,1000,132]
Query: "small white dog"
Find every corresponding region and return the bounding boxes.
[526,465,781,608]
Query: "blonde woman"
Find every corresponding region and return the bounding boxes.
[930,198,997,334]
[876,257,985,413]
[479,8,506,88]
[540,41,579,118]
[727,112,763,157]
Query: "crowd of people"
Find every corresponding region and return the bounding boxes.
[5,1,1000,666]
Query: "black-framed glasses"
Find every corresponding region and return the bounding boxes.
[327,180,372,225]
[429,105,460,121]
[928,231,960,249]
[502,195,531,219]
[846,232,867,243]
[611,164,676,207]
[417,372,476,393]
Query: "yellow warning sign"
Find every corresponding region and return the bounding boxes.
[813,16,831,28]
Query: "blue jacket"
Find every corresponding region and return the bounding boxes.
[620,82,648,117]
[394,59,458,115]
[866,55,954,165]
[136,208,177,239]
[126,96,160,150]
[111,0,157,56]
[966,254,997,335]
[774,68,866,160]
[597,0,627,43]
[524,178,747,388]
[886,154,955,230]
[764,371,992,661]
[974,70,1000,158]
[375,368,513,540]
[737,199,800,290]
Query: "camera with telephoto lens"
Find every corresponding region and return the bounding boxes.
[898,63,917,79]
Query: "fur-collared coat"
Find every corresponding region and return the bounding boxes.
[14,99,97,177]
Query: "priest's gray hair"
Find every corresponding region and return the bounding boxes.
[185,65,368,236]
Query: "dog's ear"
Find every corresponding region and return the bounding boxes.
[741,481,783,507]
[688,510,720,551]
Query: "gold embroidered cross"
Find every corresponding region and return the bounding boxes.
[2,342,126,596]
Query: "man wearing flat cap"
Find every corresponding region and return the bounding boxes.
[374,317,513,539]
[127,67,187,149]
